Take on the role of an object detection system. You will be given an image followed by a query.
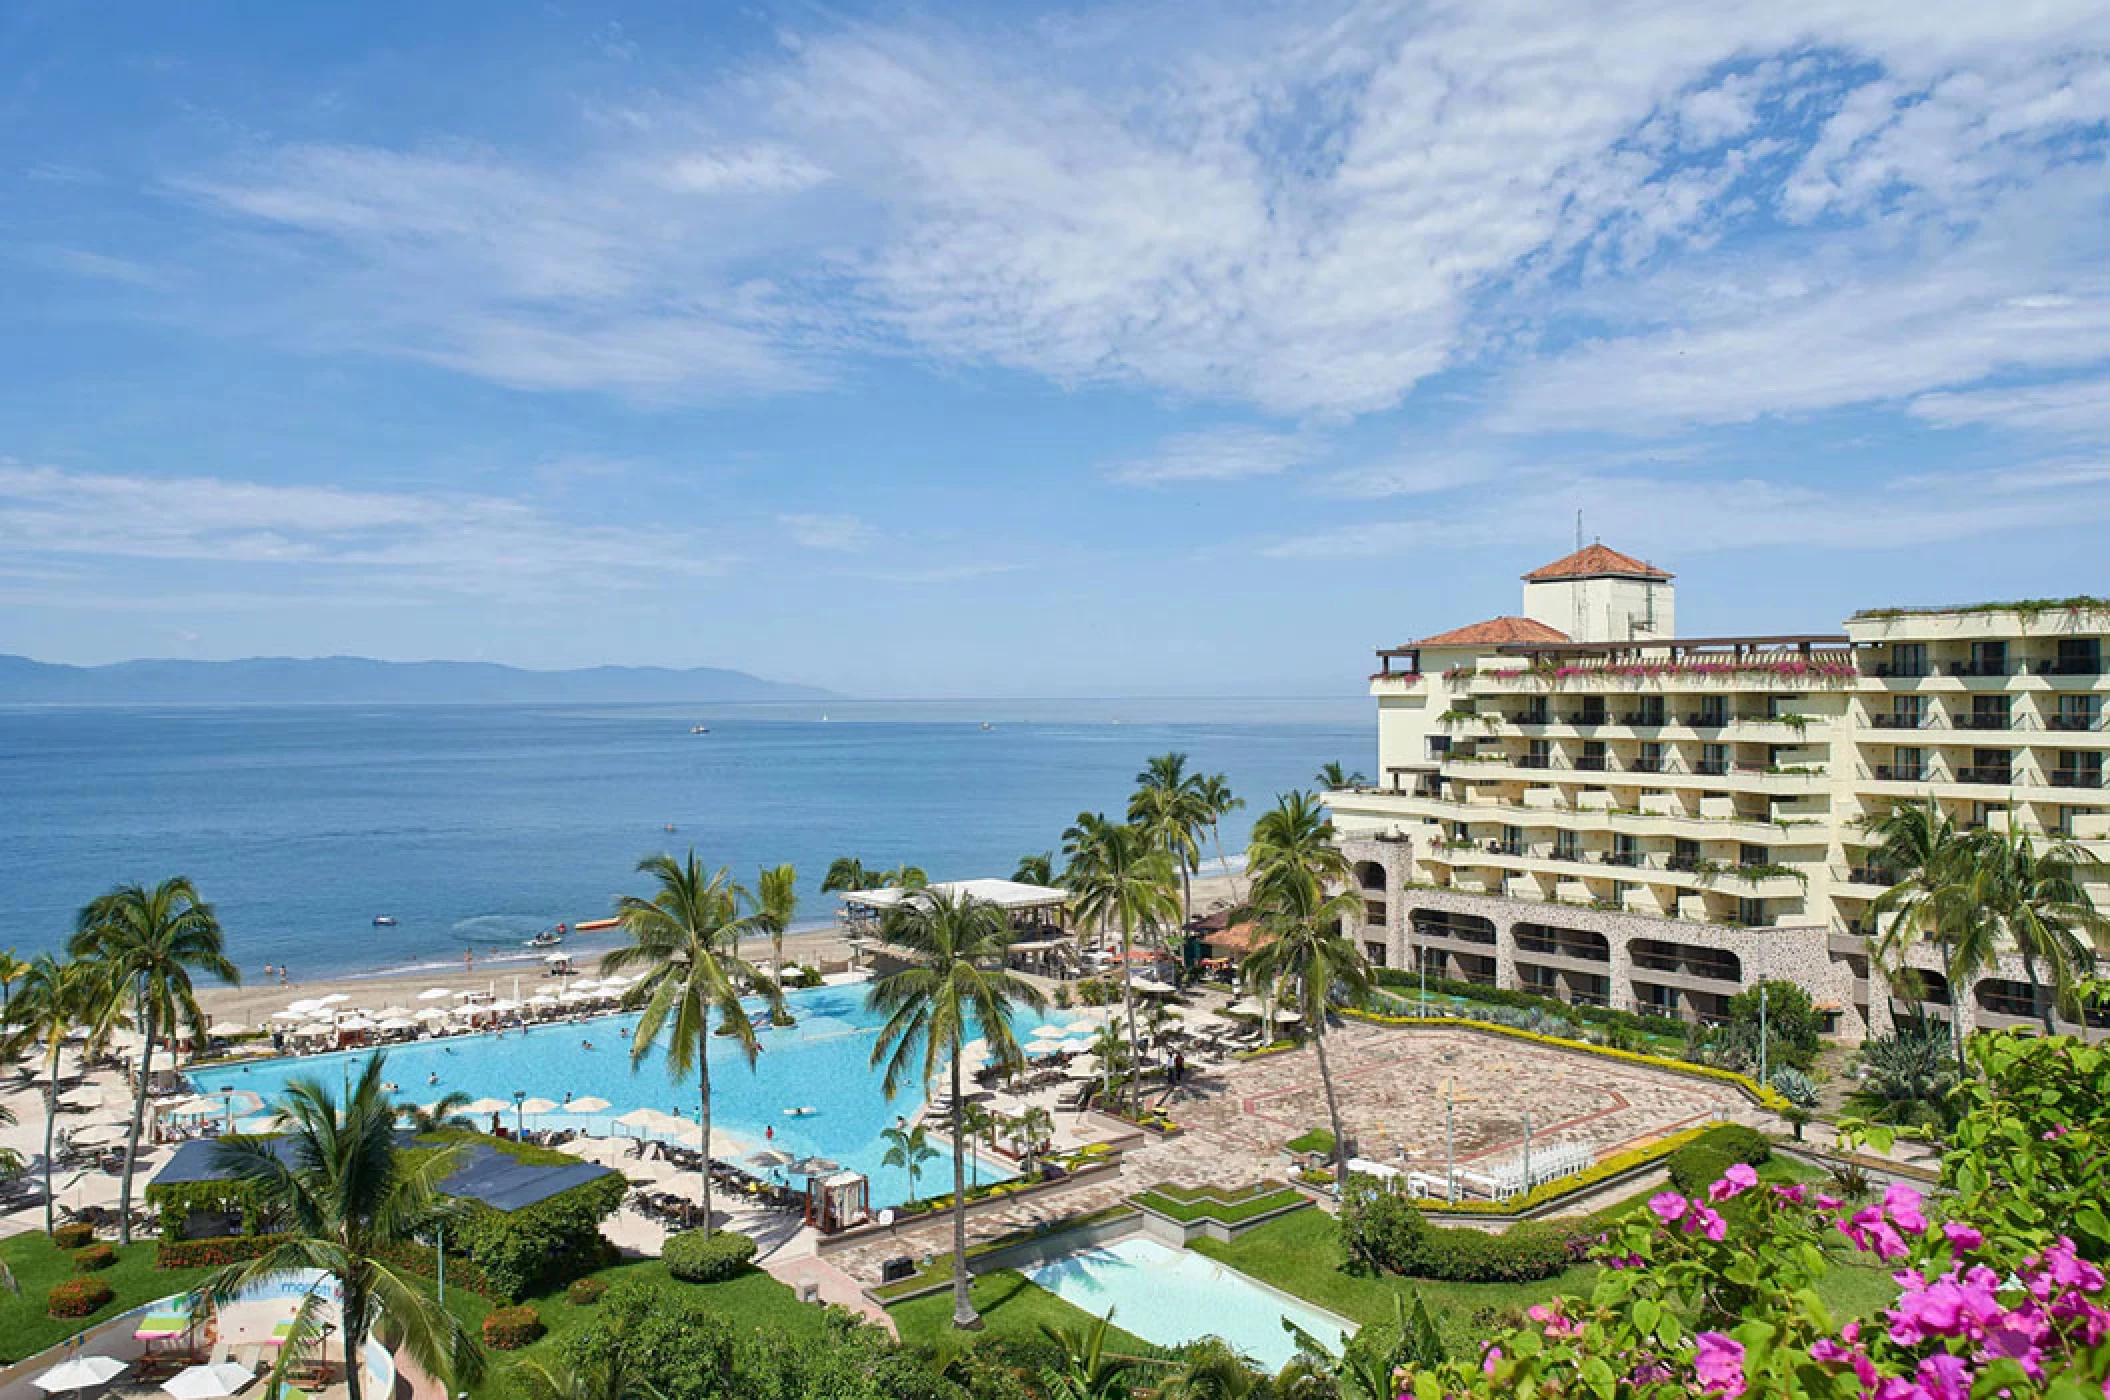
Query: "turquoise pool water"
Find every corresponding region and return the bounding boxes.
[1024,1236,1355,1369]
[190,982,1028,1207]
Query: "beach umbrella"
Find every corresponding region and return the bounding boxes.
[417,988,454,1002]
[560,986,595,1002]
[1025,1037,1065,1056]
[208,1022,249,1038]
[160,1095,221,1118]
[488,998,521,1014]
[1226,997,1267,1018]
[285,998,324,1013]
[336,1016,377,1031]
[517,1097,560,1116]
[270,1009,313,1023]
[750,1148,795,1170]
[414,1007,450,1023]
[566,1096,612,1113]
[1273,1008,1303,1023]
[373,1006,414,1020]
[1029,1022,1069,1038]
[376,1017,416,1032]
[614,1108,665,1130]
[460,1098,512,1116]
[316,993,351,1006]
[1062,1019,1101,1035]
[59,1085,103,1109]
[35,1357,128,1393]
[161,1364,256,1400]
[788,1156,839,1176]
[1062,1061,1101,1080]
[528,992,559,1006]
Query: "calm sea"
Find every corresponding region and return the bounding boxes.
[0,698,1368,980]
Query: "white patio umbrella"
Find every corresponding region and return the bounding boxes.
[59,1085,103,1109]
[417,988,454,1002]
[1273,1008,1303,1023]
[316,993,351,1006]
[565,1096,612,1114]
[414,1007,451,1023]
[1226,997,1267,1017]
[542,953,571,965]
[161,1363,256,1400]
[517,1097,560,1116]
[1132,976,1177,996]
[488,999,521,1014]
[1062,1061,1101,1080]
[270,1009,313,1023]
[559,986,595,1002]
[1062,1019,1101,1035]
[207,1022,249,1038]
[1029,1023,1069,1038]
[285,998,325,1013]
[35,1356,128,1394]
[460,1098,512,1116]
[336,1016,377,1032]
[373,1006,415,1020]
[750,1148,795,1169]
[614,1108,667,1131]
[159,1095,222,1118]
[376,1017,417,1032]
[452,989,485,1000]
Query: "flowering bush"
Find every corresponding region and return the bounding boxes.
[71,1242,118,1272]
[1392,1030,2110,1400]
[46,1277,115,1318]
[480,1304,544,1350]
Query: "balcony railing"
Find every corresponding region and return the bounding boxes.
[1517,754,1551,769]
[1693,760,1730,776]
[2048,713,2105,732]
[1954,713,2012,730]
[1574,755,1609,771]
[1871,713,1930,728]
[1871,662,1930,679]
[1600,851,1642,868]
[1629,756,1666,773]
[2040,658,2104,677]
[1946,660,2009,677]
[1955,766,2013,785]
[1872,764,1931,781]
[1684,711,1730,728]
[1620,710,1667,726]
[1846,865,1897,886]
[2050,770,2107,789]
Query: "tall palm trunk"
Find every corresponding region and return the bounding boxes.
[341,1280,367,1400]
[1178,861,1192,935]
[698,1048,715,1238]
[2018,949,2057,1035]
[1950,966,1971,1075]
[948,1048,978,1329]
[1311,1009,1349,1188]
[118,999,155,1245]
[1119,911,1142,1115]
[42,1070,60,1237]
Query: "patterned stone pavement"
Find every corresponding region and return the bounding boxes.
[1145,1021,1744,1179]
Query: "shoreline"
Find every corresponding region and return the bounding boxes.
[193,871,1245,1022]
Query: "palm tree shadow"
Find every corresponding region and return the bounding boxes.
[972,1270,1042,1321]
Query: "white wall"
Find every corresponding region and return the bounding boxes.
[1523,576,1674,642]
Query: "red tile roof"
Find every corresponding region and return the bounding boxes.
[1522,543,1673,582]
[1413,616,1571,647]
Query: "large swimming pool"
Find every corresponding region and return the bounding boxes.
[189,982,1036,1207]
[1025,1236,1355,1370]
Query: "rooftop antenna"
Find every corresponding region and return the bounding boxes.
[1573,510,1585,638]
[1575,509,1583,551]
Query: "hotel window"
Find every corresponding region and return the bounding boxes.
[1363,941,1387,967]
[1736,898,1768,927]
[1579,740,1607,770]
[1502,825,1524,856]
[1636,740,1665,772]
[2054,638,2102,676]
[1967,695,2010,730]
[1612,833,1640,866]
[1739,843,1770,868]
[1693,696,1729,727]
[1555,830,1582,862]
[1634,696,1667,726]
[1699,742,1730,775]
[1891,746,1924,781]
[1577,697,1607,725]
[1887,643,1927,678]
[1672,838,1701,872]
[2053,752,2104,789]
[2054,695,2101,731]
[1965,641,2008,676]
[1523,698,1550,724]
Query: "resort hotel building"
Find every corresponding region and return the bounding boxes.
[1324,544,2110,1044]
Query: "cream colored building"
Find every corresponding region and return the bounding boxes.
[1326,544,2110,1044]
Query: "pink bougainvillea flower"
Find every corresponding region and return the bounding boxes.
[1942,1222,1983,1252]
[1481,1346,1502,1375]
[1693,1332,1746,1397]
[1914,1352,1972,1400]
[1684,1204,1728,1241]
[1842,1204,1909,1260]
[1884,1182,1928,1234]
[2041,1124,2070,1141]
[1649,1192,1689,1224]
[1709,1163,1758,1202]
[1772,1182,1807,1205]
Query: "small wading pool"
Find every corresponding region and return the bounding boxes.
[1024,1236,1354,1370]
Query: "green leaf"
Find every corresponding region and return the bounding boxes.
[1632,1298,1660,1333]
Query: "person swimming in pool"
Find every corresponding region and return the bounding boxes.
[581,1039,594,1051]
[427,1071,439,1086]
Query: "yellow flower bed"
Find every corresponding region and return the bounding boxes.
[1339,1007,1789,1111]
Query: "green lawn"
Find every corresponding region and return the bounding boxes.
[1131,1181,1305,1225]
[0,1233,213,1365]
[440,1255,826,1400]
[889,1269,1153,1355]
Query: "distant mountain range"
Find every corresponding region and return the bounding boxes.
[0,654,841,706]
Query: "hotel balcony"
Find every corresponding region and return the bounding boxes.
[2049,769,2109,790]
[1954,765,2014,785]
[2047,713,2109,732]
[1868,712,1936,729]
[1870,763,1931,782]
[1952,713,2015,731]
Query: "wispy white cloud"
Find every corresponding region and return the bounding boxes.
[779,512,877,551]
[0,461,734,601]
[1104,427,1320,486]
[1910,376,2110,438]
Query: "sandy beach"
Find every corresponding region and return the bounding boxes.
[191,871,1246,1024]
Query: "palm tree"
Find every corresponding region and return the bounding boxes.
[880,1121,938,1203]
[1865,801,2001,1067]
[867,888,1046,1330]
[0,947,25,1018]
[957,1101,996,1187]
[605,851,781,1238]
[203,1053,481,1400]
[1845,1029,1958,1130]
[1197,775,1243,891]
[1242,861,1371,1187]
[513,1350,665,1400]
[1130,753,1211,927]
[1962,827,2107,1033]
[821,856,872,893]
[754,863,799,977]
[1064,817,1179,1113]
[1154,1338,1266,1399]
[1246,791,1351,904]
[69,877,237,1244]
[0,956,120,1236]
[1314,762,1368,791]
[1040,1311,1147,1399]
[879,864,930,889]
[395,1090,475,1134]
[1013,1104,1054,1168]
[1012,852,1057,886]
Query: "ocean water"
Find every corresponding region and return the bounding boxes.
[0,698,1366,979]
[191,983,1045,1208]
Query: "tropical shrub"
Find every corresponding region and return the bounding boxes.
[1849,1028,1959,1129]
[52,1223,95,1250]
[1701,1123,1772,1167]
[46,1277,115,1317]
[565,1275,607,1305]
[480,1305,544,1350]
[1768,1066,1820,1109]
[1666,1145,1736,1197]
[662,1228,756,1282]
[449,1171,625,1300]
[72,1242,117,1272]
[1338,1178,1568,1283]
[155,1232,293,1269]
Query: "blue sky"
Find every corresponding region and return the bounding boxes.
[2,1,2107,698]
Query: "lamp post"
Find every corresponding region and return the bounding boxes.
[1444,1080,1456,1204]
[1522,1106,1533,1194]
[1758,983,1770,1089]
[512,1090,525,1138]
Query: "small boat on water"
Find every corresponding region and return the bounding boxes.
[690,724,709,734]
[525,925,567,949]
[372,916,398,927]
[980,721,993,731]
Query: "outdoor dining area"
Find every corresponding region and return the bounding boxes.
[7,1271,388,1400]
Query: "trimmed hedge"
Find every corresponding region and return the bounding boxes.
[1373,969,1689,1041]
[1703,1123,1773,1167]
[47,1278,115,1318]
[566,1276,608,1305]
[1339,1007,1790,1111]
[72,1243,117,1273]
[52,1223,95,1250]
[446,1169,626,1300]
[1668,1146,1737,1196]
[662,1229,756,1283]
[155,1233,292,1269]
[481,1305,545,1350]
[1339,1179,1566,1283]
